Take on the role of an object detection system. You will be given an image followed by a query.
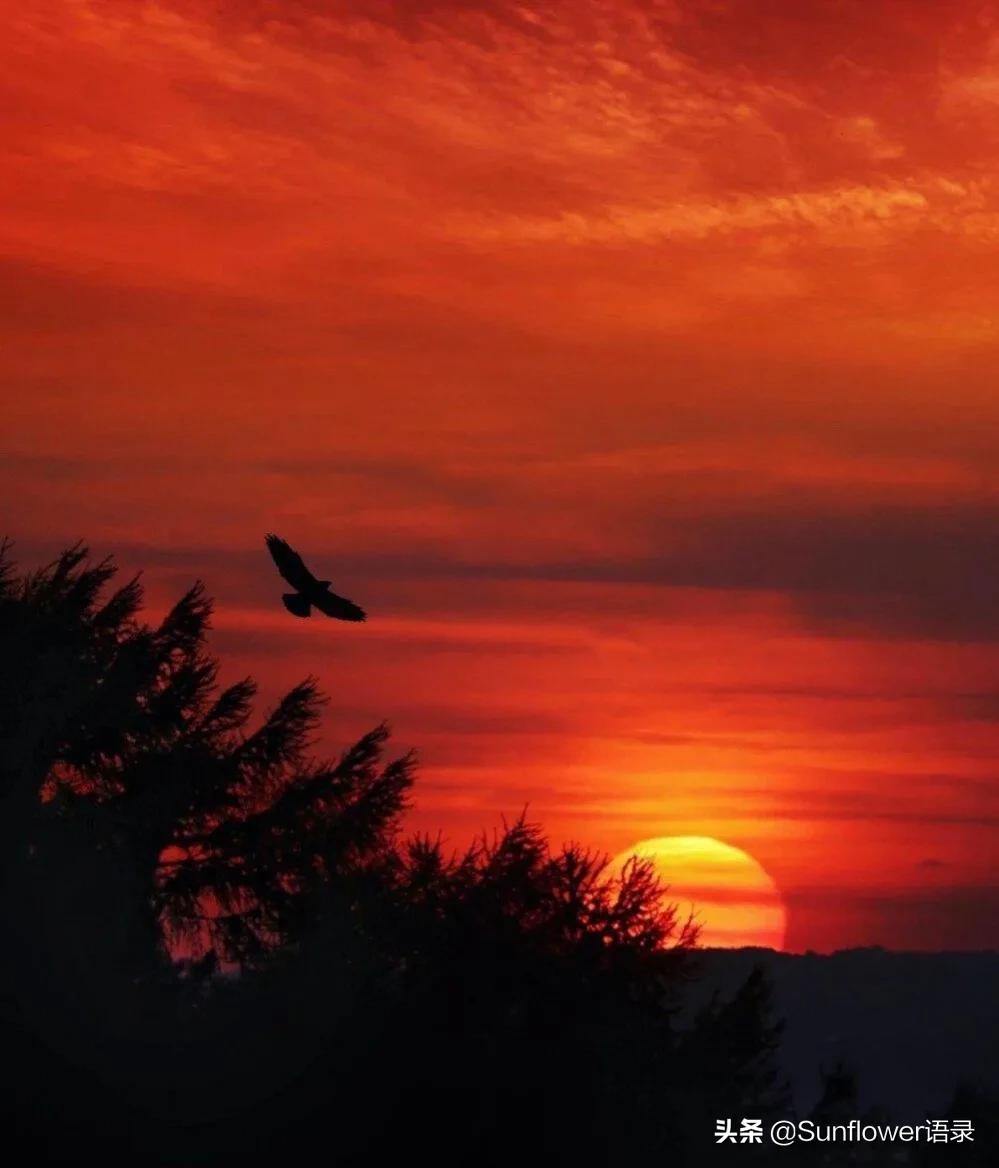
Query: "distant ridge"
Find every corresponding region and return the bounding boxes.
[679,947,999,1117]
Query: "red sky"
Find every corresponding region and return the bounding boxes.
[4,0,999,951]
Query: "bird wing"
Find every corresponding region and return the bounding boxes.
[312,588,367,622]
[265,534,315,592]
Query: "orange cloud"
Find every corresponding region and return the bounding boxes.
[4,0,999,951]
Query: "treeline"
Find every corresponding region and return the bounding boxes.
[0,541,841,1165]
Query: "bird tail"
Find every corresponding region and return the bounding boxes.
[282,593,311,618]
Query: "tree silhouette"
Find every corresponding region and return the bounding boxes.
[926,1082,999,1168]
[0,541,413,972]
[0,540,790,1167]
[682,964,789,1110]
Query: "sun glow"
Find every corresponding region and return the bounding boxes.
[611,836,787,951]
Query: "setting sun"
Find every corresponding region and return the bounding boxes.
[611,836,787,951]
[6,2,999,1157]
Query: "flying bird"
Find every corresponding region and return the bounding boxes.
[265,534,366,622]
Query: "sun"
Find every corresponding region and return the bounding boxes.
[609,836,787,950]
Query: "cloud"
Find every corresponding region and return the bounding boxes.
[6,0,999,952]
[446,184,935,246]
[8,465,998,641]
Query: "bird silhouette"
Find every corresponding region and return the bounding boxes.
[265,534,366,621]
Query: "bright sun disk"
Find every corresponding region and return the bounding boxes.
[610,835,787,950]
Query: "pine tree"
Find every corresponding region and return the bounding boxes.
[0,541,414,987]
[0,540,791,1166]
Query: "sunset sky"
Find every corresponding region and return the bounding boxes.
[5,0,999,952]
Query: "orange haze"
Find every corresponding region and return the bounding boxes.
[4,1,999,951]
